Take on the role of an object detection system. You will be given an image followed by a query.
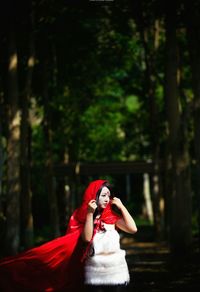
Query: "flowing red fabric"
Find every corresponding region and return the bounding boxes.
[0,179,121,292]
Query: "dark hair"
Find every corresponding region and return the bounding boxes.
[93,182,112,219]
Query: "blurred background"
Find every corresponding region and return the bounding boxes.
[0,1,199,276]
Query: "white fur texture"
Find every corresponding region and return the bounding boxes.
[92,224,120,254]
[84,225,130,285]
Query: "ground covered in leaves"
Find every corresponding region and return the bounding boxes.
[121,226,200,291]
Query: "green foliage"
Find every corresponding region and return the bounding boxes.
[80,98,124,161]
[134,216,153,227]
[125,95,141,113]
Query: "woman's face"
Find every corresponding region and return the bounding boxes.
[98,186,111,209]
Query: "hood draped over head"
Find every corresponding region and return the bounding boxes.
[67,179,121,234]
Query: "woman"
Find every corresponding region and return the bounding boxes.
[0,179,137,292]
[82,180,137,292]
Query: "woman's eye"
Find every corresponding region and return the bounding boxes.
[101,193,110,198]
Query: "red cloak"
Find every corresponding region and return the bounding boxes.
[0,179,121,291]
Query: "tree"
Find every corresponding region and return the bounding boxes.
[20,1,35,249]
[164,2,192,254]
[131,0,165,239]
[185,0,200,246]
[5,17,21,255]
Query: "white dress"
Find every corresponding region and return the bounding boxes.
[84,222,130,286]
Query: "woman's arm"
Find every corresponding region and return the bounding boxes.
[81,199,97,242]
[112,197,138,234]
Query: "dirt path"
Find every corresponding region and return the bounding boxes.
[121,227,200,291]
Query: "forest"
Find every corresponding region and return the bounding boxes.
[0,1,200,278]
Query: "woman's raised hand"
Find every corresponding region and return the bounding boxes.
[111,197,124,210]
[88,199,97,214]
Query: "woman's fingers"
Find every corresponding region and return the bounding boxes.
[90,199,96,204]
[111,197,123,209]
[88,199,97,213]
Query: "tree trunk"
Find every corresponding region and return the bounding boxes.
[185,0,200,246]
[6,28,21,255]
[43,59,60,238]
[143,173,154,223]
[164,5,192,255]
[0,97,3,213]
[20,4,35,249]
[136,12,163,239]
[56,149,71,234]
[0,94,5,227]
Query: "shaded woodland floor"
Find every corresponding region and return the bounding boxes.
[121,226,200,291]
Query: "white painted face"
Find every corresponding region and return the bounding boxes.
[98,186,111,209]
